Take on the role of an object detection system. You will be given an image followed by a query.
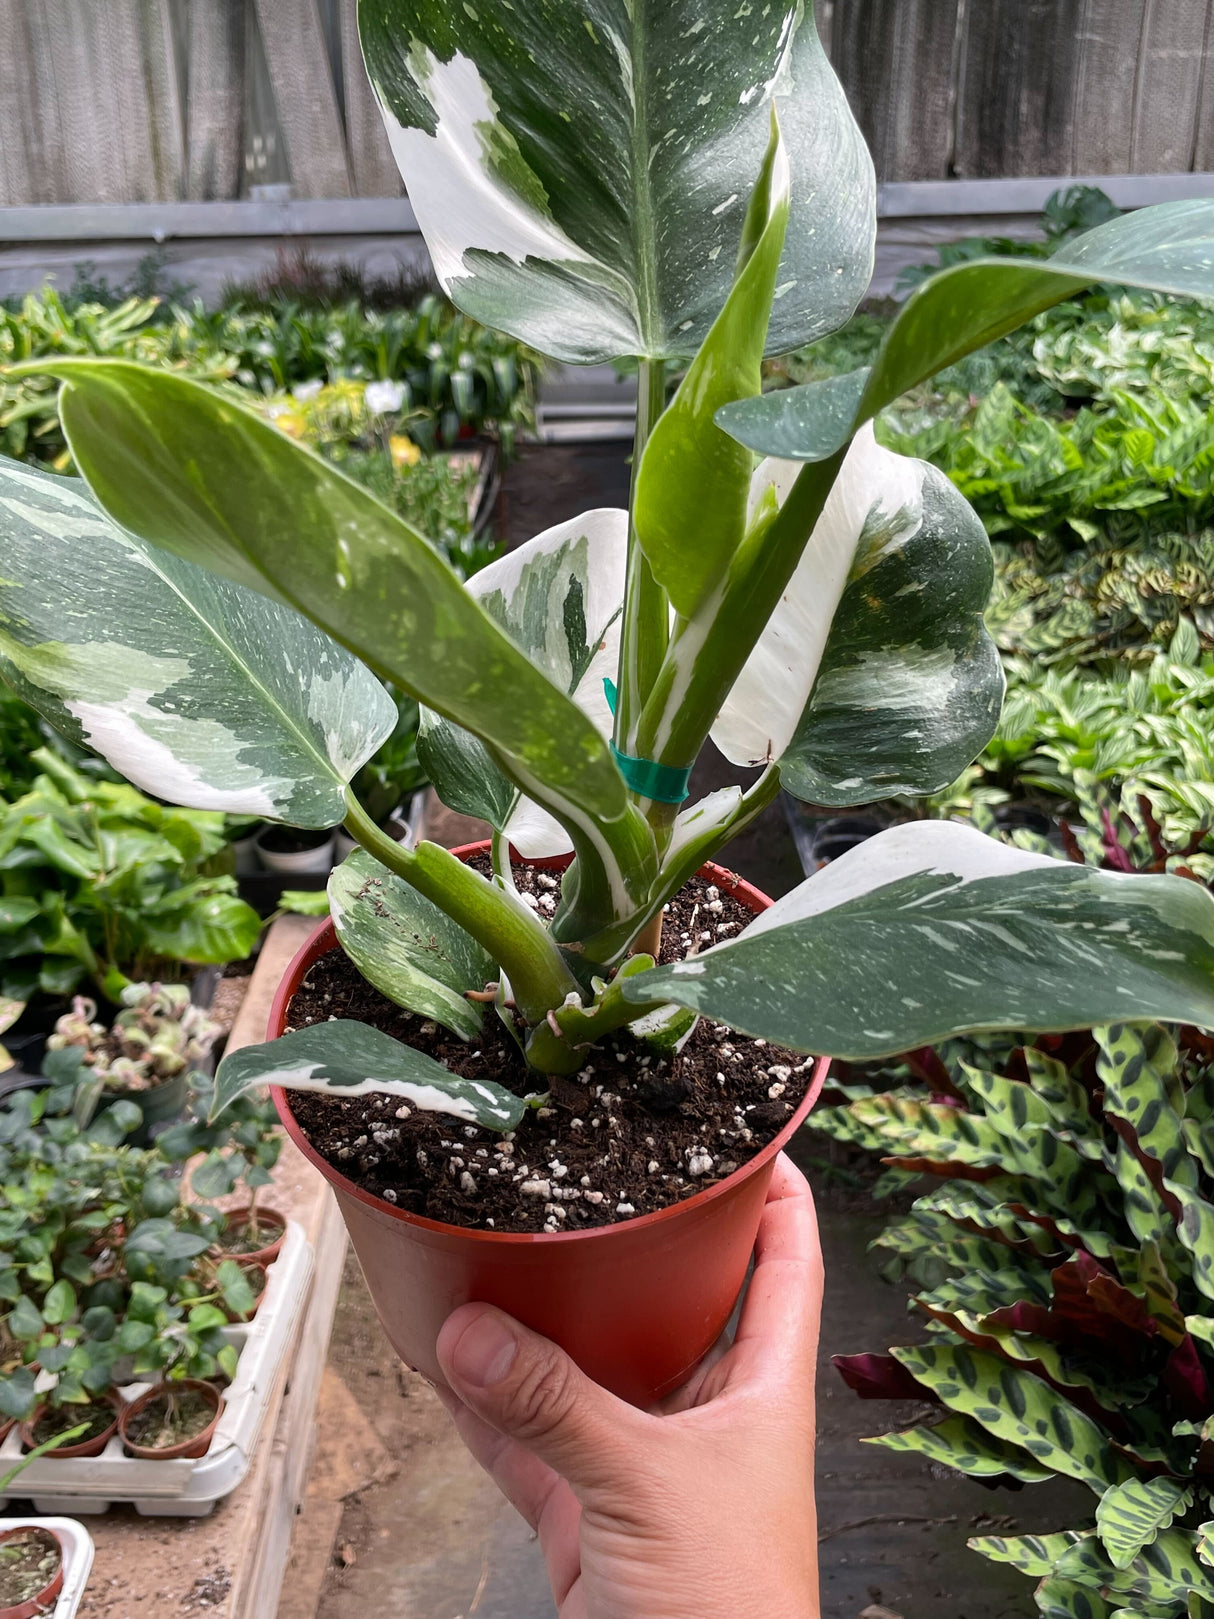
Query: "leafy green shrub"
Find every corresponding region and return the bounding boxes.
[0,750,260,1012]
[815,1021,1214,1617]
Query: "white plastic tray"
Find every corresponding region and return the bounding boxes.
[0,1220,313,1518]
[0,1516,94,1617]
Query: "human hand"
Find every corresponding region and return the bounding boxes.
[435,1153,822,1619]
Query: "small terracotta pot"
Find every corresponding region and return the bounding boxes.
[271,844,829,1405]
[21,1392,121,1457]
[0,1525,64,1619]
[213,1205,286,1267]
[119,1378,223,1460]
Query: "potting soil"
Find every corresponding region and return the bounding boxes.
[288,869,814,1233]
[0,1528,60,1605]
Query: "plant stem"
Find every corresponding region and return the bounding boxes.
[343,791,581,1027]
[614,359,669,752]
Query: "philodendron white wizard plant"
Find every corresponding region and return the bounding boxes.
[5,4,1214,1157]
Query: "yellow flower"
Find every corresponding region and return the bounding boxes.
[274,412,306,439]
[389,434,421,469]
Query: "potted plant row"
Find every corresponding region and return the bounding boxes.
[0,1060,284,1464]
[6,2,1214,1402]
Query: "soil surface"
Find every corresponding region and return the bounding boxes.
[288,869,813,1232]
[31,1398,114,1445]
[125,1386,217,1450]
[215,1213,283,1255]
[0,1527,60,1605]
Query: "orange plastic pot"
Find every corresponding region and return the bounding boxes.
[271,846,828,1406]
[212,1205,285,1267]
[0,1525,63,1619]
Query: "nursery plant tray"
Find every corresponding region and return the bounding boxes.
[0,1516,95,1617]
[0,1221,313,1519]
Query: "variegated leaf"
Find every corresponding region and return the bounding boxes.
[0,457,395,827]
[865,1412,1055,1482]
[1032,1579,1113,1619]
[1097,1479,1195,1571]
[358,0,874,363]
[1197,1522,1214,1570]
[1167,1184,1214,1302]
[712,429,1001,805]
[30,363,632,852]
[621,821,1214,1060]
[1099,1025,1198,1191]
[418,509,626,859]
[717,200,1214,463]
[891,1341,1125,1490]
[971,1530,1087,1578]
[211,1019,528,1132]
[328,849,495,1041]
[1057,1530,1214,1607]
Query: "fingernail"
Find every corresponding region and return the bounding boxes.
[452,1311,518,1388]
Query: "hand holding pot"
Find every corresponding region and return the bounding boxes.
[436,1154,822,1619]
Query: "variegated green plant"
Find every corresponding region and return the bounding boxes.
[823,1024,1214,1618]
[4,5,1214,1132]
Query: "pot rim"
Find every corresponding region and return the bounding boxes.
[270,844,829,1247]
[0,1524,63,1619]
[117,1377,223,1456]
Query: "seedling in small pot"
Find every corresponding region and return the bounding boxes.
[6,4,1214,1391]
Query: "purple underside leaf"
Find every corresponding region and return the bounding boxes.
[1164,1335,1211,1421]
[832,1352,937,1403]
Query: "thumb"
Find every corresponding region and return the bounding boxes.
[436,1302,651,1497]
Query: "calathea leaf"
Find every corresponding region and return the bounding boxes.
[718,199,1214,462]
[710,429,1002,804]
[329,849,495,1041]
[1097,1478,1195,1571]
[1031,1579,1113,1619]
[969,1531,1087,1578]
[0,456,396,828]
[212,1019,529,1133]
[618,821,1214,1059]
[417,508,628,858]
[358,0,874,363]
[890,1341,1125,1490]
[634,117,790,620]
[865,1413,1055,1482]
[21,362,629,843]
[1056,1530,1214,1607]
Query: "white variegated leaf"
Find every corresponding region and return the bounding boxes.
[329,849,495,1040]
[212,1019,528,1132]
[0,458,395,828]
[359,0,874,363]
[620,821,1214,1058]
[419,510,627,858]
[712,428,1002,804]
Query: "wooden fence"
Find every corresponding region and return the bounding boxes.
[1,0,1212,208]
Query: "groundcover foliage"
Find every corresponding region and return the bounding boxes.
[818,1023,1214,1616]
[4,5,1214,1129]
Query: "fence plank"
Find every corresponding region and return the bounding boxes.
[831,0,961,180]
[251,0,352,198]
[1133,0,1209,171]
[182,0,246,201]
[338,0,402,197]
[0,2,47,205]
[1070,0,1141,172]
[954,0,1084,178]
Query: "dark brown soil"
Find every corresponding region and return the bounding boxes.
[0,1527,60,1605]
[126,1386,217,1450]
[288,869,814,1233]
[31,1398,114,1446]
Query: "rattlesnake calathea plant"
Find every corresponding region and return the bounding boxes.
[820,1024,1214,1618]
[5,5,1214,1138]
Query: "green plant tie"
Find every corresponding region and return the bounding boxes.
[603,679,691,804]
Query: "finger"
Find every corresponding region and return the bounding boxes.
[722,1154,823,1384]
[436,1302,659,1499]
[435,1385,584,1600]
